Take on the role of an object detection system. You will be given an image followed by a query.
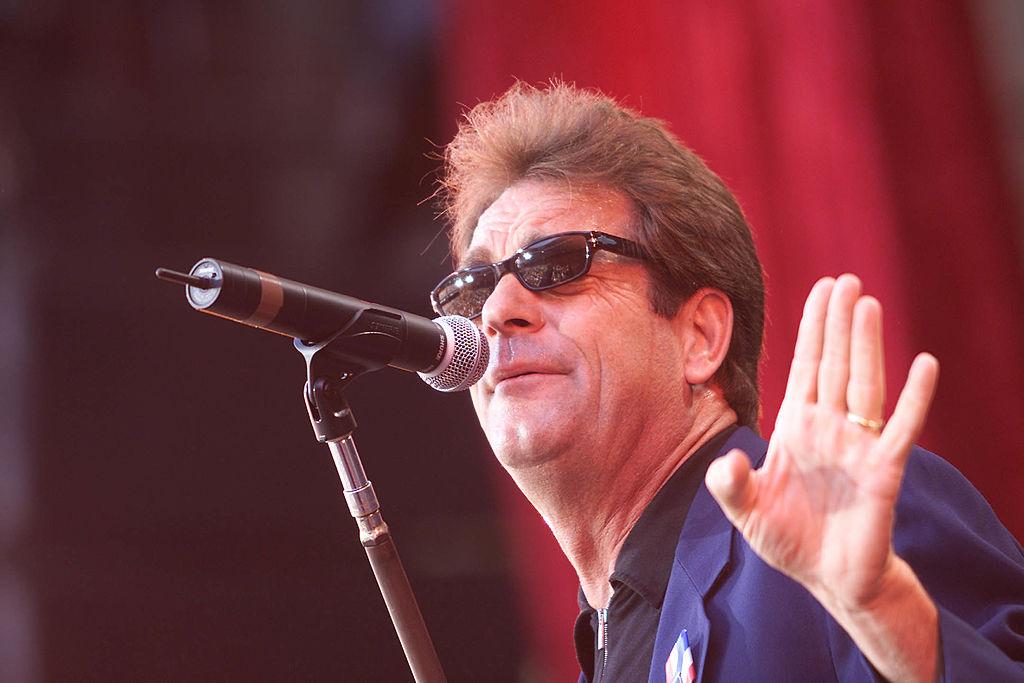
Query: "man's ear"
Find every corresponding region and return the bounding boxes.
[673,288,733,386]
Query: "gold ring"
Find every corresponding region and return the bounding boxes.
[846,411,885,431]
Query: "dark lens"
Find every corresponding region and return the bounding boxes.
[434,266,495,318]
[514,234,589,289]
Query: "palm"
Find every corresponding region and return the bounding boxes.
[707,275,938,609]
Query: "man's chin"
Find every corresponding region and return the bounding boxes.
[476,391,582,466]
[494,447,562,472]
[486,424,570,472]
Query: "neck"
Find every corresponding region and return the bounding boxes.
[507,389,738,608]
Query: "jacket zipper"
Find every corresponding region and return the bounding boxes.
[596,607,609,681]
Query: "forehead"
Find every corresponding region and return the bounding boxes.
[461,179,635,265]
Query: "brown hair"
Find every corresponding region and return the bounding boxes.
[439,81,765,428]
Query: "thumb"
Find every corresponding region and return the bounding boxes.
[705,448,758,525]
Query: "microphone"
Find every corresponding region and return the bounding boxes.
[155,258,488,392]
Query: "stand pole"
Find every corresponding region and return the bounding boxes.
[325,436,446,683]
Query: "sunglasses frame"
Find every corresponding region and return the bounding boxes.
[430,230,647,318]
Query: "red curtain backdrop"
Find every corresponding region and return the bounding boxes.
[436,1,1024,680]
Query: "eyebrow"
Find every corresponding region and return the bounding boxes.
[458,245,492,269]
[458,231,543,269]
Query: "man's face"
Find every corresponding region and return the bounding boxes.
[465,179,694,478]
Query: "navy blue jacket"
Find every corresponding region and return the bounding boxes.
[647,427,1024,682]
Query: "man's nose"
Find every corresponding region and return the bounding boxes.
[479,271,544,335]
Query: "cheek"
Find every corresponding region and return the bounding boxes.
[594,325,674,395]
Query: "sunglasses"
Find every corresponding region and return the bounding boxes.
[430,230,647,319]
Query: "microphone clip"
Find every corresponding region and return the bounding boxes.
[295,310,399,442]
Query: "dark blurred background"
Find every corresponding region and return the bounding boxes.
[2,1,1023,682]
[1,2,524,682]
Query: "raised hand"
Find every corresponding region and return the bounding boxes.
[705,274,941,681]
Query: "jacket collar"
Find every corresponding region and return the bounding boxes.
[648,426,768,683]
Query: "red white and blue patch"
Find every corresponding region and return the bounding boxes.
[665,629,696,683]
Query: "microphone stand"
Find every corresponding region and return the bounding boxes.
[296,332,447,683]
[155,264,449,681]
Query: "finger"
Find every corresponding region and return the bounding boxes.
[705,449,758,527]
[846,295,885,422]
[818,274,861,411]
[879,353,939,463]
[784,277,836,405]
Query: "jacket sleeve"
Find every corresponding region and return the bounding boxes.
[832,447,1024,681]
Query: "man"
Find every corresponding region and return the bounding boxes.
[429,81,1024,681]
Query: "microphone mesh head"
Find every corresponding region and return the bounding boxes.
[418,316,489,392]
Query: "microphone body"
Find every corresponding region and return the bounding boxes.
[179,258,487,391]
